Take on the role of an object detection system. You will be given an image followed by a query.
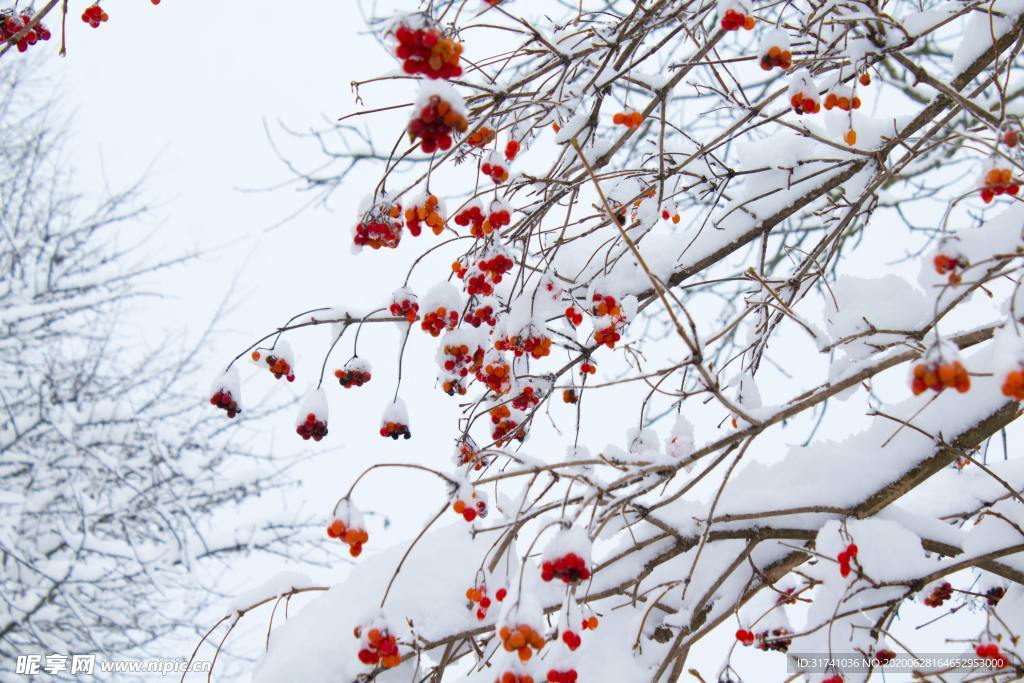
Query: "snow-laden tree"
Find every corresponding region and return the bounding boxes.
[160,0,1024,680]
[0,61,314,666]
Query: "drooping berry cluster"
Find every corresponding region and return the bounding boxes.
[452,492,488,520]
[836,543,858,578]
[496,673,534,683]
[760,45,792,70]
[453,248,514,296]
[911,358,970,395]
[546,669,578,683]
[504,139,520,160]
[541,553,590,583]
[980,167,1019,203]
[612,111,644,128]
[405,194,445,236]
[335,358,372,388]
[353,625,401,669]
[252,349,295,382]
[439,337,483,395]
[454,203,486,234]
[923,581,953,607]
[354,201,404,250]
[933,252,968,285]
[81,3,108,28]
[590,292,630,348]
[499,624,546,662]
[209,389,240,417]
[482,152,509,183]
[409,93,468,153]
[564,305,583,326]
[735,629,756,646]
[296,412,328,441]
[754,628,792,652]
[660,207,681,223]
[467,126,496,148]
[327,518,369,556]
[720,7,755,30]
[984,586,1006,606]
[974,643,1009,668]
[824,89,861,111]
[581,614,599,631]
[489,404,525,445]
[394,23,463,80]
[1,11,51,52]
[496,329,552,359]
[421,305,460,336]
[454,439,489,470]
[390,288,420,323]
[478,353,512,394]
[380,420,411,439]
[511,384,543,411]
[790,92,820,114]
[466,583,505,620]
[465,300,499,328]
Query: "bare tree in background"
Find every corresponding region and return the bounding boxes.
[0,61,315,668]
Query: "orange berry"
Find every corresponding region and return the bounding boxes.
[844,129,857,145]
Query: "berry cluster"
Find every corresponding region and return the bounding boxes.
[390,288,420,323]
[380,420,412,439]
[546,669,578,683]
[490,404,525,445]
[612,111,644,128]
[720,8,755,30]
[465,300,499,327]
[564,306,583,326]
[421,305,460,336]
[499,624,546,662]
[354,625,401,669]
[496,330,552,359]
[496,673,534,683]
[911,359,970,395]
[482,153,509,183]
[980,167,1019,203]
[511,384,542,411]
[581,614,599,631]
[81,4,108,28]
[735,629,756,647]
[252,350,295,382]
[394,24,463,80]
[467,126,495,148]
[327,518,369,556]
[592,290,627,347]
[466,584,505,620]
[753,628,792,652]
[210,389,240,418]
[296,412,328,441]
[933,252,968,285]
[335,358,372,388]
[760,45,792,71]
[541,553,590,583]
[836,543,858,578]
[354,202,404,250]
[454,203,486,234]
[789,91,820,115]
[562,388,578,404]
[454,440,489,470]
[453,248,514,296]
[923,581,953,607]
[660,208,681,223]
[452,492,488,521]
[985,586,1006,606]
[824,91,861,111]
[478,354,512,394]
[505,139,520,161]
[2,11,51,52]
[974,643,1009,668]
[405,194,445,236]
[440,340,483,396]
[409,94,468,153]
